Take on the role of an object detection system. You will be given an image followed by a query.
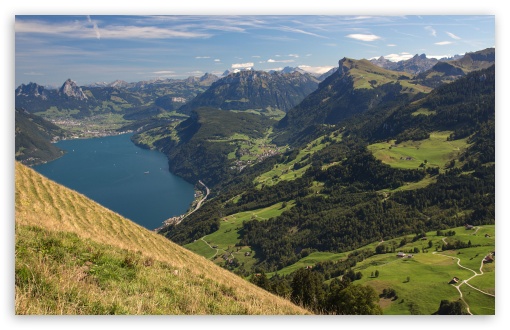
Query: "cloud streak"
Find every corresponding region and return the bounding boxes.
[446,32,461,40]
[15,18,212,39]
[435,41,452,45]
[87,15,101,39]
[346,34,381,42]
[425,26,437,37]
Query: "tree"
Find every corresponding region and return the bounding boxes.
[326,284,382,315]
[290,268,325,311]
[435,300,468,315]
[374,270,379,278]
[250,271,270,290]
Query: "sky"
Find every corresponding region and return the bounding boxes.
[15,14,495,87]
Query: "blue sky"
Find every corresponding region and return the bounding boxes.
[15,14,494,87]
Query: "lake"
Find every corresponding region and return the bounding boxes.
[33,133,195,230]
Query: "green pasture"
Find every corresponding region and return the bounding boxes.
[411,107,437,116]
[367,131,470,170]
[184,201,295,264]
[276,225,494,315]
[268,252,348,277]
[254,132,342,188]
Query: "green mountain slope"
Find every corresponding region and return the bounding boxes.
[15,108,69,165]
[15,162,310,315]
[164,62,494,279]
[274,57,432,145]
[132,107,278,188]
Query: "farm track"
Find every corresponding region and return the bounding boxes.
[432,229,494,315]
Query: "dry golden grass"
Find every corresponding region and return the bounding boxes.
[15,162,310,315]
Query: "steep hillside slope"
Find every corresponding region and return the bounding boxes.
[132,107,278,188]
[15,162,309,315]
[274,57,432,145]
[15,108,69,165]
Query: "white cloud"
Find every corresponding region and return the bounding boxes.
[427,54,453,60]
[214,59,221,62]
[267,59,295,63]
[387,44,397,47]
[446,32,461,40]
[195,56,211,59]
[252,55,261,58]
[435,41,452,45]
[425,26,437,37]
[153,71,175,74]
[381,52,414,62]
[231,62,254,69]
[288,54,299,58]
[297,65,335,74]
[346,34,381,42]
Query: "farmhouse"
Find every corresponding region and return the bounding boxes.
[397,252,406,258]
[465,224,474,230]
[449,277,459,284]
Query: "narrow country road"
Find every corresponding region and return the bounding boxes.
[176,180,210,224]
[432,246,494,315]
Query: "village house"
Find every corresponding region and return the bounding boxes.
[397,252,406,258]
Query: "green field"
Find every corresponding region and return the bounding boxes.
[367,131,471,170]
[185,201,296,268]
[273,225,495,315]
[254,131,343,188]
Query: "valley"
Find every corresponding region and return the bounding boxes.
[15,45,495,315]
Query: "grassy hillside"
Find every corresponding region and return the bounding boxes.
[267,225,495,315]
[14,162,310,315]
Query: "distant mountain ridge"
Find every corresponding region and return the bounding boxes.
[369,53,439,75]
[177,70,319,115]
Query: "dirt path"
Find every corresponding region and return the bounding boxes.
[432,249,495,315]
[201,236,221,259]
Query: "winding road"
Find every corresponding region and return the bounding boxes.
[432,241,494,315]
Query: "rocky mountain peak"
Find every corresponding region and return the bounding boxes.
[58,79,88,100]
[15,82,47,99]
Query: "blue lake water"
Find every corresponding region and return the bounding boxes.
[33,133,195,230]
